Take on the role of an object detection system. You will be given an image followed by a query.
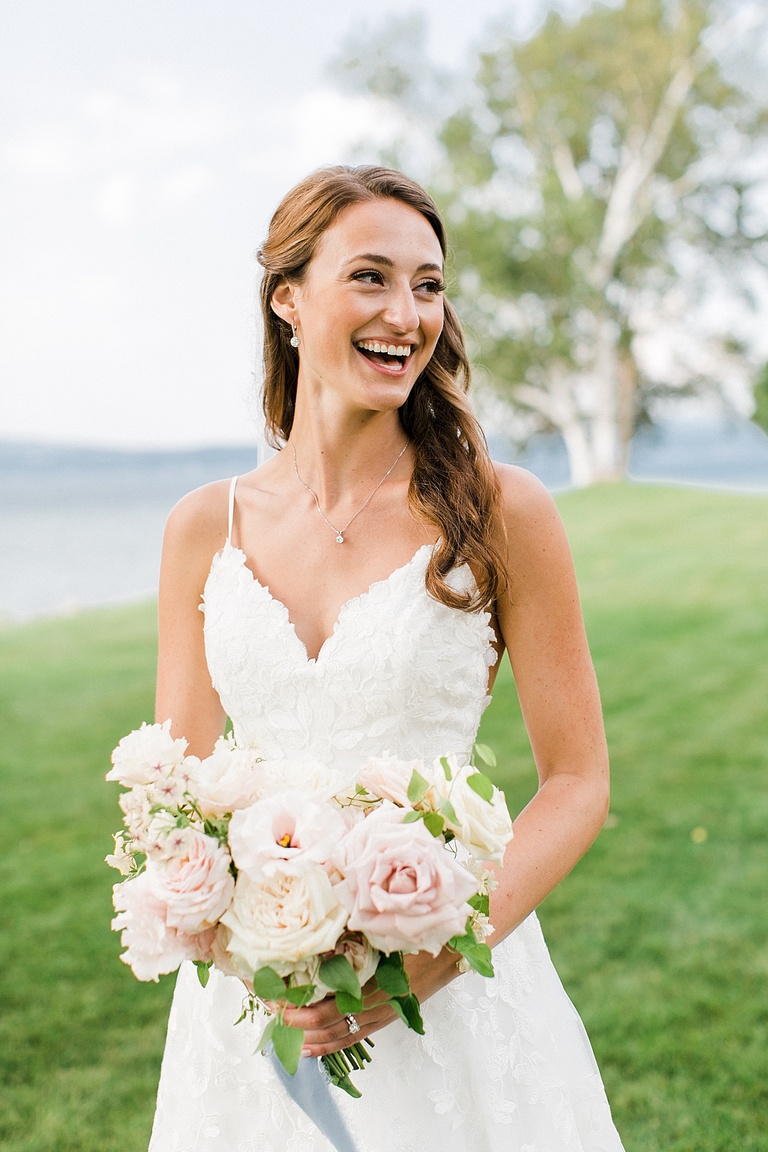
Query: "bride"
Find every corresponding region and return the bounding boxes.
[149,165,625,1150]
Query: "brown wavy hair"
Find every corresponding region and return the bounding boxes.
[256,165,505,613]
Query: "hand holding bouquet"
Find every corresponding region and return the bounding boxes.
[107,724,512,1096]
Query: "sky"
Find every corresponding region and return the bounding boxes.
[1,0,588,449]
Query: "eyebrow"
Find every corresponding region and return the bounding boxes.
[345,253,444,274]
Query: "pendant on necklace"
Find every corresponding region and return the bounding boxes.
[336,533,344,544]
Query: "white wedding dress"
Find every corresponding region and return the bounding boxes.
[148,480,625,1152]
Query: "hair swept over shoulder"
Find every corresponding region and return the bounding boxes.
[257,164,505,613]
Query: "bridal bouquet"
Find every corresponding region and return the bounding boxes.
[106,722,513,1096]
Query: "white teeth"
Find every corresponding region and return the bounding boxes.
[356,340,412,357]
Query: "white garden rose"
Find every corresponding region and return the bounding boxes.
[219,866,347,976]
[190,735,263,817]
[439,761,513,864]
[253,757,341,802]
[107,720,188,787]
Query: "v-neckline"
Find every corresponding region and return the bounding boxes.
[222,540,434,665]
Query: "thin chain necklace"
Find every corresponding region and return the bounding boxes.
[291,441,408,544]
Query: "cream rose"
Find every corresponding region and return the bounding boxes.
[219,866,347,976]
[439,763,513,864]
[331,802,477,956]
[107,720,187,788]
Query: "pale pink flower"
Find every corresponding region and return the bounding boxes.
[331,802,477,956]
[356,755,426,808]
[146,831,234,933]
[107,720,187,787]
[112,872,214,982]
[189,736,263,817]
[228,790,346,879]
[118,787,154,846]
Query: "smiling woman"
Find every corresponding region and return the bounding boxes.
[143,165,625,1151]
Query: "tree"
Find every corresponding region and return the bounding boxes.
[335,1,768,485]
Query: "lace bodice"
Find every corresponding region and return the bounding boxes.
[200,541,498,771]
[150,525,625,1152]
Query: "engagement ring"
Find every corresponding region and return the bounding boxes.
[345,1013,361,1035]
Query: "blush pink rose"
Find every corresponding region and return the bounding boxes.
[228,790,346,879]
[146,831,234,933]
[331,802,477,956]
[112,872,214,982]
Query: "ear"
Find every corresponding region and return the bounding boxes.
[270,278,296,326]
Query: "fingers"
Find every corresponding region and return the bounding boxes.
[300,1004,395,1057]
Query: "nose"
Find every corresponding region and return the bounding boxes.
[381,281,419,335]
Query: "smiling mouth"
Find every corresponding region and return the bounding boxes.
[355,340,414,370]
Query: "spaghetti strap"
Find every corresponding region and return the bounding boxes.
[227,476,238,545]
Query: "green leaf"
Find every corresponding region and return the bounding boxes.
[466,772,494,803]
[439,755,453,781]
[407,768,430,804]
[283,983,316,1007]
[374,952,410,997]
[194,960,211,988]
[319,954,362,999]
[469,892,490,916]
[439,798,459,825]
[423,810,445,837]
[473,742,497,768]
[252,966,288,1001]
[335,990,364,1015]
[403,809,423,823]
[272,1021,305,1076]
[448,932,495,978]
[257,1014,278,1053]
[388,993,425,1034]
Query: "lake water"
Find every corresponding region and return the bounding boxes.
[3,421,768,622]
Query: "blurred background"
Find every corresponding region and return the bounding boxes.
[2,0,768,620]
[2,3,767,1150]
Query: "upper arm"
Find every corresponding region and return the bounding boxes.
[493,465,608,790]
[155,482,230,756]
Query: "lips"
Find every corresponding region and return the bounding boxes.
[355,340,414,373]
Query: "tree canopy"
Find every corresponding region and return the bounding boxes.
[335,0,768,484]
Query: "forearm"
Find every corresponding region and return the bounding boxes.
[487,769,609,946]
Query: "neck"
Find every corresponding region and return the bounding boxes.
[285,401,410,506]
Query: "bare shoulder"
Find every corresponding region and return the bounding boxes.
[162,479,232,575]
[491,463,575,598]
[493,462,563,535]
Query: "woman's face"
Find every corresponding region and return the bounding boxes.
[279,197,445,416]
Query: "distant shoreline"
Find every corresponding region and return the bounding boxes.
[3,423,767,621]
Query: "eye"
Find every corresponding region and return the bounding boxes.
[352,269,385,286]
[416,278,446,296]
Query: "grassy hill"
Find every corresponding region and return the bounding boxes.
[1,484,765,1151]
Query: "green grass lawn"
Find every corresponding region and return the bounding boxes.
[1,484,766,1151]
